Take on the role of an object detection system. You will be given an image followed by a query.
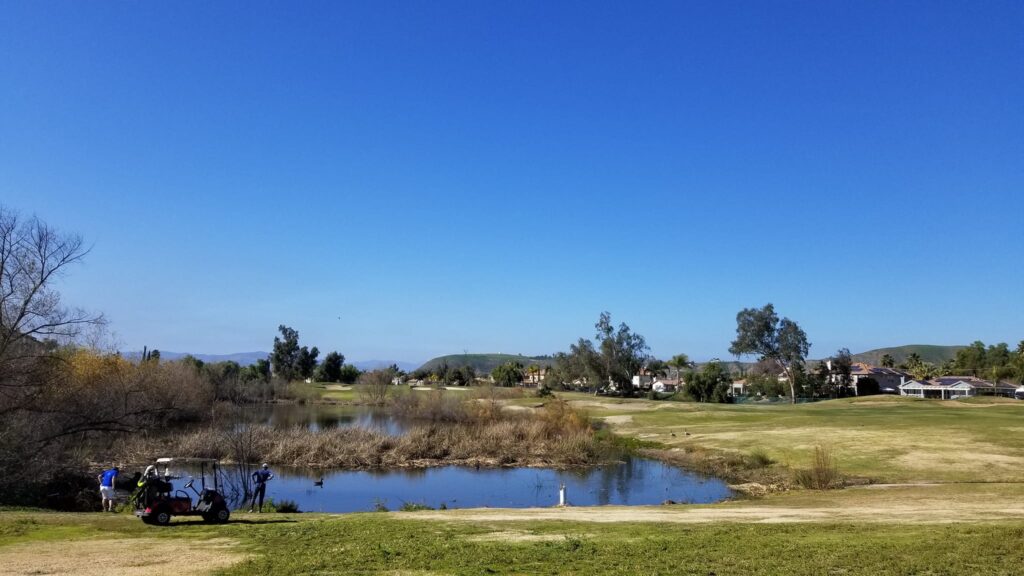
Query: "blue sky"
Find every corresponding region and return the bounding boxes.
[2,1,1022,363]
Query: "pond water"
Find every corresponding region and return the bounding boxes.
[247,458,730,513]
[192,403,732,513]
[238,403,406,435]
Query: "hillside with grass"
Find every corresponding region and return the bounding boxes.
[851,344,965,366]
[418,353,554,374]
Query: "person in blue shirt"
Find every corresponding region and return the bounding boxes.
[248,463,274,513]
[97,466,119,512]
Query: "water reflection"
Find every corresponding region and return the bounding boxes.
[219,457,731,513]
[239,403,405,435]
[208,404,731,512]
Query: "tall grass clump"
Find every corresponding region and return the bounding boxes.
[120,396,607,470]
[794,445,840,489]
[746,449,775,468]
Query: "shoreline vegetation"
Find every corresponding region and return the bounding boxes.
[114,393,619,472]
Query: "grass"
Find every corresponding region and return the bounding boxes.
[557,392,1024,483]
[2,508,1024,575]
[10,389,1024,574]
[288,380,359,403]
[793,445,840,489]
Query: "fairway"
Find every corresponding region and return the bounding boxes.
[4,499,1024,576]
[552,393,1024,483]
[6,397,1024,574]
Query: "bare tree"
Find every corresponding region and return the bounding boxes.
[0,208,104,382]
[0,208,106,490]
[358,368,395,406]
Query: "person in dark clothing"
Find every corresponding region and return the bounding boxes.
[249,463,274,513]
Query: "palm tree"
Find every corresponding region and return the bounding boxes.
[667,354,693,380]
[880,353,895,368]
[527,364,540,386]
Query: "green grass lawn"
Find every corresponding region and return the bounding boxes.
[289,381,359,402]
[555,393,1024,483]
[3,509,1024,575]
[6,392,1024,574]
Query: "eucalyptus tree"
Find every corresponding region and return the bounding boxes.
[728,304,810,403]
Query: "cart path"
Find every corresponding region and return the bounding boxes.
[400,484,1024,525]
[403,501,1024,524]
[0,537,247,576]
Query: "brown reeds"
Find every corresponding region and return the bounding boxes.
[116,397,606,470]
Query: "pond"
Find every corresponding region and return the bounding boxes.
[243,458,731,513]
[238,402,406,435]
[192,403,733,513]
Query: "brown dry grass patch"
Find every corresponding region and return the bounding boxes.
[0,537,244,576]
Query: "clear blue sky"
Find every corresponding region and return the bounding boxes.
[2,1,1022,363]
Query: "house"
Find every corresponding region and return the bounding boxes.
[631,374,654,389]
[899,376,1018,400]
[848,363,909,395]
[651,378,680,393]
[730,379,747,396]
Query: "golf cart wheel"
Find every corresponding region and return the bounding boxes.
[204,505,230,524]
[153,508,172,526]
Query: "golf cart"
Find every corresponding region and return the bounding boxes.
[134,457,230,526]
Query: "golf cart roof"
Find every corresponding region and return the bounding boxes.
[155,457,220,464]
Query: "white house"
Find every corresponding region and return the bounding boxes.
[899,376,1018,400]
[651,378,680,393]
[631,374,653,389]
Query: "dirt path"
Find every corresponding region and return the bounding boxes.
[404,484,1024,525]
[0,537,246,576]
[407,502,1024,524]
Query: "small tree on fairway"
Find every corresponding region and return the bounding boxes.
[593,312,650,393]
[728,304,810,404]
[358,368,394,405]
[271,325,301,381]
[315,351,344,382]
[685,360,732,403]
[338,364,361,384]
[295,345,319,379]
[492,362,524,387]
[829,348,853,397]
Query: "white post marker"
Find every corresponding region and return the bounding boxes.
[558,483,566,507]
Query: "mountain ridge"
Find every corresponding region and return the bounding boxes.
[416,345,968,375]
[125,350,418,371]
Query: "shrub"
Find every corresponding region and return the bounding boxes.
[794,445,839,489]
[275,499,301,513]
[399,501,434,511]
[746,449,775,468]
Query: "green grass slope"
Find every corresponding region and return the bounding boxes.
[851,344,965,366]
[418,353,554,374]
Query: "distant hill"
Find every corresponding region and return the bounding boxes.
[697,360,754,373]
[352,359,420,372]
[126,350,269,366]
[418,354,555,374]
[128,351,418,371]
[416,346,967,376]
[851,345,965,366]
